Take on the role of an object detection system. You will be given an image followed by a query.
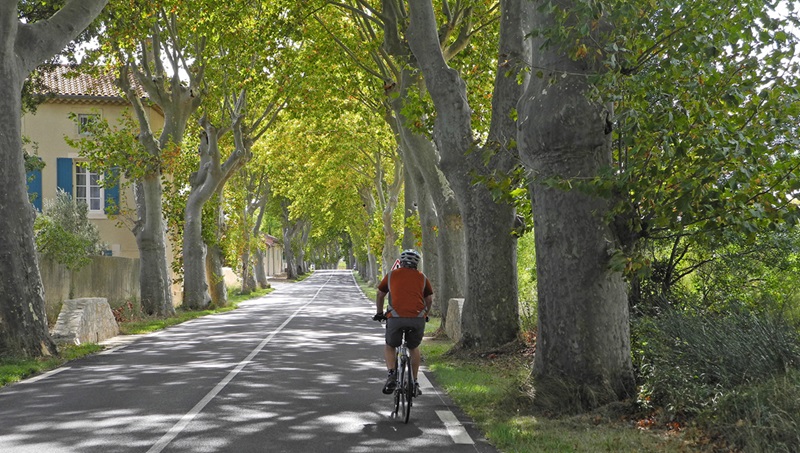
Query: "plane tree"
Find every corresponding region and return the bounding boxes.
[313,1,506,316]
[512,0,800,408]
[78,0,222,316]
[404,0,523,348]
[258,99,393,281]
[180,0,310,307]
[0,0,109,358]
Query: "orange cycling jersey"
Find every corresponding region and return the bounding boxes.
[378,267,433,318]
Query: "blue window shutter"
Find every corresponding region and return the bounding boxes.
[104,167,120,215]
[26,169,43,211]
[56,158,73,197]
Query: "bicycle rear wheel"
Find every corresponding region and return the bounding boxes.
[402,356,413,423]
[391,365,400,419]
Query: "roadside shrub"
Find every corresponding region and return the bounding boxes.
[699,369,800,452]
[111,299,142,324]
[34,189,105,270]
[633,308,800,418]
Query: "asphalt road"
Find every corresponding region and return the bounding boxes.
[0,270,497,453]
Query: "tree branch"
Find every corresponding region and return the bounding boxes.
[16,0,109,73]
[313,14,385,80]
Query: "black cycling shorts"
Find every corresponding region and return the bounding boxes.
[385,317,425,349]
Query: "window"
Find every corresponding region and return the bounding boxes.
[78,114,100,135]
[75,163,103,213]
[56,157,119,216]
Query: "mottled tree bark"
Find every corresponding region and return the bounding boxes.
[184,112,249,309]
[133,176,174,316]
[390,69,466,321]
[0,0,108,358]
[517,0,634,405]
[401,164,418,251]
[407,0,521,348]
[206,242,227,307]
[254,248,269,289]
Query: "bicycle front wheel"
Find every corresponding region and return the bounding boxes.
[402,357,413,423]
[392,366,401,419]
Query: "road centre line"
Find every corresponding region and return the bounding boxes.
[147,274,333,453]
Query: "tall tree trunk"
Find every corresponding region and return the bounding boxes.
[240,199,254,294]
[298,222,311,274]
[183,186,210,308]
[206,188,227,306]
[184,115,249,309]
[135,176,174,316]
[250,185,270,289]
[401,165,418,250]
[0,72,56,358]
[358,188,380,285]
[281,203,299,280]
[182,204,209,307]
[206,241,227,306]
[380,160,403,275]
[406,3,520,348]
[517,0,634,405]
[0,0,108,358]
[254,249,269,288]
[367,252,379,285]
[391,69,466,321]
[414,185,443,313]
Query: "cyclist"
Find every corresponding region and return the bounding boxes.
[373,249,433,396]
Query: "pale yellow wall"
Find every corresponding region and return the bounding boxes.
[23,101,165,258]
[24,100,186,304]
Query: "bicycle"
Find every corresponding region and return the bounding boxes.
[390,326,415,423]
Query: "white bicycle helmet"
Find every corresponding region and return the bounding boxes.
[399,249,422,268]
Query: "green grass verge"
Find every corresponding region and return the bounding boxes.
[119,286,272,335]
[421,333,689,453]
[0,343,105,387]
[0,285,274,387]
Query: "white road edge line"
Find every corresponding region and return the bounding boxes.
[22,367,71,384]
[417,371,433,389]
[436,410,475,445]
[147,274,333,453]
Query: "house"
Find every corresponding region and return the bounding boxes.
[23,65,164,259]
[263,234,286,276]
[23,66,284,304]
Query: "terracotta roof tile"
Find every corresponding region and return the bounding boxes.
[38,65,145,100]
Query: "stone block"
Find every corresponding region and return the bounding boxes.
[445,298,465,342]
[51,298,119,345]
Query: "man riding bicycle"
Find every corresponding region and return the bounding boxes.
[373,249,433,396]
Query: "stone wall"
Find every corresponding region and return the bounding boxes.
[40,255,140,326]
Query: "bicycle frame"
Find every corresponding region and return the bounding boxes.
[391,328,414,423]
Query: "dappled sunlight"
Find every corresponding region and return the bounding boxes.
[0,271,481,452]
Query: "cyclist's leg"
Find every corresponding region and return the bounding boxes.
[383,318,403,394]
[384,317,403,370]
[409,347,421,380]
[384,344,396,370]
[403,318,426,380]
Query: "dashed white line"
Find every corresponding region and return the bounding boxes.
[417,371,433,389]
[436,410,475,445]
